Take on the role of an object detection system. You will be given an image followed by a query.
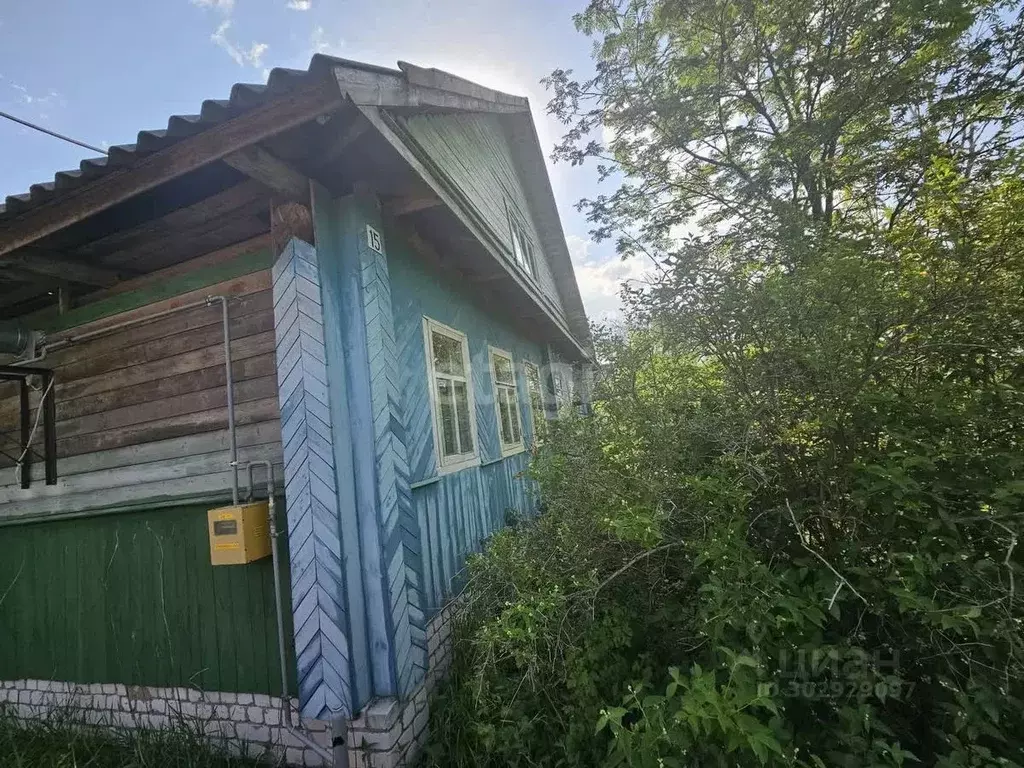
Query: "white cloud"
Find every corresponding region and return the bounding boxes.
[286,0,312,9]
[310,25,344,56]
[191,0,235,12]
[566,235,652,322]
[211,20,268,68]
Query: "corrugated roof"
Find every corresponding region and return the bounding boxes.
[0,55,399,221]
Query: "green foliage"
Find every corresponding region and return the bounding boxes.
[422,0,1023,766]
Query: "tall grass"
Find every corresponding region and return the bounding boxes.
[0,704,276,767]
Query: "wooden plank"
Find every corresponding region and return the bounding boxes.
[0,443,283,504]
[1,249,123,287]
[54,308,273,387]
[58,331,276,404]
[333,65,525,114]
[321,115,371,164]
[0,352,275,427]
[385,195,443,216]
[99,208,268,272]
[223,146,310,203]
[62,357,275,423]
[56,375,277,440]
[0,421,280,481]
[57,396,279,458]
[38,289,273,369]
[396,61,528,108]
[0,79,345,258]
[4,445,283,503]
[40,266,271,336]
[70,181,268,262]
[0,466,282,520]
[71,235,270,306]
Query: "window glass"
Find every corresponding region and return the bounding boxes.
[508,214,535,277]
[490,348,524,455]
[523,361,544,443]
[426,320,478,469]
[454,380,474,453]
[432,332,464,376]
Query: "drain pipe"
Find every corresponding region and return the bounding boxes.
[245,460,342,767]
[208,296,239,505]
[9,295,241,506]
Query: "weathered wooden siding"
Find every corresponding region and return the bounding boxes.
[0,250,282,520]
[396,112,566,317]
[0,503,295,695]
[386,219,542,617]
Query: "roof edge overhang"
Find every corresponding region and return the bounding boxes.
[0,56,591,358]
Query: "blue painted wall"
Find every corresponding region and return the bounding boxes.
[383,218,543,617]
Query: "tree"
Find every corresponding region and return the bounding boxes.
[423,2,1024,766]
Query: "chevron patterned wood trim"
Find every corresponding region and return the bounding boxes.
[272,237,352,719]
[356,220,428,696]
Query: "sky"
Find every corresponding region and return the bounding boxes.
[0,0,649,321]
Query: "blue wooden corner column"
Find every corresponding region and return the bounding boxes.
[273,184,427,721]
[272,237,353,720]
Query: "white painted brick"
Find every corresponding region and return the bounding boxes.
[285,746,305,765]
[237,723,272,743]
[265,707,281,726]
[247,706,265,724]
[253,693,273,708]
[237,693,253,705]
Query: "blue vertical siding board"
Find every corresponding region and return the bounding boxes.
[272,238,352,720]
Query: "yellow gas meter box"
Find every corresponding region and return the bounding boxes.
[207,502,272,565]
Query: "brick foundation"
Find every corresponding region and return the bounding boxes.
[0,600,456,767]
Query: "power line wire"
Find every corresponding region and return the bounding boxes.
[0,109,107,155]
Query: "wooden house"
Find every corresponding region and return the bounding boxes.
[0,56,590,767]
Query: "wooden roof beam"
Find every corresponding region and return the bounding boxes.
[0,79,344,259]
[384,195,443,216]
[223,145,311,204]
[1,249,122,286]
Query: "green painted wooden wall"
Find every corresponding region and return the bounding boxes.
[0,503,295,695]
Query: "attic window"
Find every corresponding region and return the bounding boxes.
[506,204,535,278]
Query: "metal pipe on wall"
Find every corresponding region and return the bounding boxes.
[244,460,343,767]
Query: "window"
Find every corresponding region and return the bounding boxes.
[506,205,535,277]
[489,347,524,456]
[424,318,478,472]
[523,361,545,444]
[552,367,573,412]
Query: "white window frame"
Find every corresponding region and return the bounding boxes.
[488,346,525,457]
[505,201,536,278]
[423,317,480,475]
[522,360,545,445]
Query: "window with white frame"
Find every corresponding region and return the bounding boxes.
[523,360,545,444]
[506,203,536,278]
[489,347,524,455]
[424,318,478,471]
